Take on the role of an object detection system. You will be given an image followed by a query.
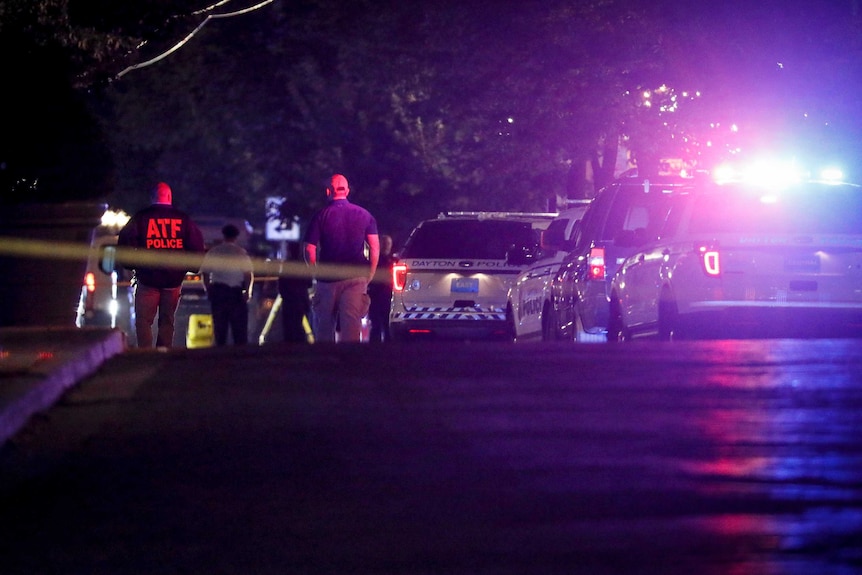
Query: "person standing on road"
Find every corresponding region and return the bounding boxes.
[278,241,312,343]
[118,182,206,348]
[200,224,254,346]
[368,234,394,342]
[303,174,379,343]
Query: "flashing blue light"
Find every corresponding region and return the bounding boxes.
[819,167,844,182]
[712,158,847,188]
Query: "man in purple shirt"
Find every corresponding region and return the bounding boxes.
[303,174,380,343]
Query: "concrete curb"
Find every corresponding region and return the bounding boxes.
[0,328,126,446]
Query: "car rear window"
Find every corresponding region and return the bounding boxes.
[400,219,539,259]
[688,184,862,235]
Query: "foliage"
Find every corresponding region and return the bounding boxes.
[3,0,861,244]
[97,0,681,239]
[0,0,209,204]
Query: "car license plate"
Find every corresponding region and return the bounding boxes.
[451,277,479,293]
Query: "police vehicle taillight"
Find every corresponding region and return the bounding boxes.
[699,246,721,276]
[393,263,408,292]
[588,247,605,280]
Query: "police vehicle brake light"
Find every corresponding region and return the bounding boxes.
[699,245,721,276]
[393,263,408,292]
[588,247,605,280]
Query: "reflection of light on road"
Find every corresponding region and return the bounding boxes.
[672,339,862,565]
[681,454,770,478]
[698,513,779,537]
[691,508,862,559]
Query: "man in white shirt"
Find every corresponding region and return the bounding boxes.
[200,224,254,345]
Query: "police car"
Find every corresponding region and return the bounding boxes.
[506,202,591,341]
[75,210,136,344]
[552,174,697,342]
[608,171,862,340]
[389,211,557,341]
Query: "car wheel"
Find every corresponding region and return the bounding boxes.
[658,291,679,341]
[505,304,517,342]
[541,302,556,342]
[607,295,625,343]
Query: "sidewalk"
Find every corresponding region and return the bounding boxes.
[0,326,125,446]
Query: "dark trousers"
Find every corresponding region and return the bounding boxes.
[209,283,248,346]
[279,277,311,344]
[281,303,309,343]
[368,286,392,343]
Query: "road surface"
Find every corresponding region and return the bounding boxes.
[1,339,861,574]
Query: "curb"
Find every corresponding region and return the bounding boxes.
[0,328,126,446]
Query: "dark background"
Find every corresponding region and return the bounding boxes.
[2,0,860,244]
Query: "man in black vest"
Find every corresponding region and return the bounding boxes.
[118,182,206,348]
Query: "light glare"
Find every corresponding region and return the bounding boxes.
[819,167,843,181]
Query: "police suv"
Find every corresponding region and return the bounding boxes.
[506,201,591,341]
[608,174,862,340]
[389,211,557,341]
[551,174,696,342]
[76,210,136,344]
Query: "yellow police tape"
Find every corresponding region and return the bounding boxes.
[0,237,390,283]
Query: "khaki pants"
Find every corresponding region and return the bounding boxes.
[311,277,370,343]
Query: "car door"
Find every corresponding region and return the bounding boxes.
[553,188,617,339]
[618,194,690,331]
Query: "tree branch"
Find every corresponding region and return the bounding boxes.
[114,0,275,81]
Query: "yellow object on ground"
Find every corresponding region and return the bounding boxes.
[187,314,214,348]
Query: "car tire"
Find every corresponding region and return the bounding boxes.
[607,295,625,343]
[658,290,679,341]
[505,304,517,342]
[541,302,556,342]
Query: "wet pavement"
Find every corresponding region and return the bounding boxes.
[0,330,861,574]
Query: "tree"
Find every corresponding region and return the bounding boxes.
[0,0,275,204]
[4,0,860,235]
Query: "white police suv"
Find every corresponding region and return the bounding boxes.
[75,210,136,344]
[608,172,862,340]
[506,202,591,341]
[389,211,557,341]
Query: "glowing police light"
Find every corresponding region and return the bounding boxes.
[745,159,803,188]
[819,167,844,182]
[101,209,131,230]
[712,158,805,189]
[712,163,737,184]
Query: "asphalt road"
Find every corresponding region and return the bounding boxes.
[1,339,861,574]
